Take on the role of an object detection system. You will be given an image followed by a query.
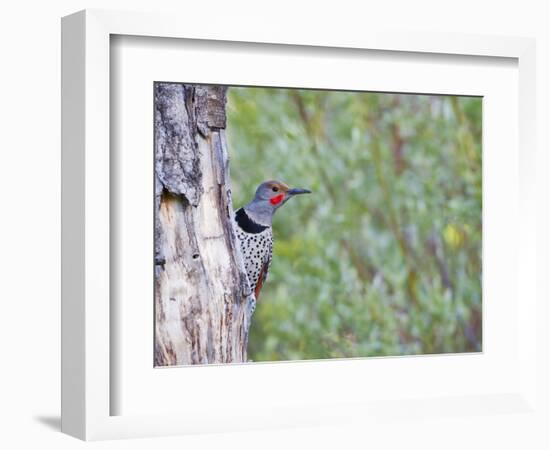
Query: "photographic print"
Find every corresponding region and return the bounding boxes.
[154,83,482,367]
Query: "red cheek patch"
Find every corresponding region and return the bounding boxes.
[269,193,285,205]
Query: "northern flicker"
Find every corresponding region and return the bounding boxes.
[234,180,311,301]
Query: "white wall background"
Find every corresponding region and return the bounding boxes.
[0,1,548,448]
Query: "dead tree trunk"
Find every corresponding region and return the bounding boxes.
[154,83,254,366]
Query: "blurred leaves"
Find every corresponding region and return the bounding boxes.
[227,87,482,361]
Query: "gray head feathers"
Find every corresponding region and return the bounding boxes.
[243,180,311,226]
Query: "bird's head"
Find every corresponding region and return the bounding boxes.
[245,180,311,224]
[254,180,311,208]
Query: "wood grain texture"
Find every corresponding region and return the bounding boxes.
[154,83,254,366]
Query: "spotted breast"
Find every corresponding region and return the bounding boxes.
[234,207,273,300]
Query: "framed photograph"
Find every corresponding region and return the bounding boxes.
[61,9,537,440]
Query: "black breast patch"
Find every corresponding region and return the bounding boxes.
[235,208,268,234]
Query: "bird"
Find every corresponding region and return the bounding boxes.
[234,180,311,302]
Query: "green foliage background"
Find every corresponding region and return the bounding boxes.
[226,87,482,362]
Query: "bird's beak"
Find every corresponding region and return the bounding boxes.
[286,188,312,196]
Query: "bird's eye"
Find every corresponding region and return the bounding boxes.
[271,186,279,192]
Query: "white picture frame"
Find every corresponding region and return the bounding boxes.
[61,9,537,441]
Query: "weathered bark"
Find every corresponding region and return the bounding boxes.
[154,83,254,366]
